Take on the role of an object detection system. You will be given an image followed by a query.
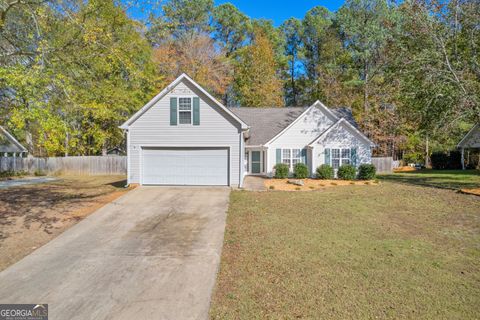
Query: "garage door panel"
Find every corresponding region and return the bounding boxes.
[142,148,228,185]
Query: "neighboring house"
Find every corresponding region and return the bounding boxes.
[120,74,374,187]
[457,124,480,170]
[0,126,28,157]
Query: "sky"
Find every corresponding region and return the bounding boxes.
[126,0,346,26]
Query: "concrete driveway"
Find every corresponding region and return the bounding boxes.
[0,186,230,320]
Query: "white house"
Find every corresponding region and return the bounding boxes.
[120,74,375,187]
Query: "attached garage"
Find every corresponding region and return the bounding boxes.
[141,147,229,186]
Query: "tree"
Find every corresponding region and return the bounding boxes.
[280,18,303,106]
[153,34,232,98]
[390,0,479,155]
[299,6,357,107]
[337,0,397,112]
[233,27,284,107]
[0,0,157,156]
[212,3,251,56]
[147,0,213,45]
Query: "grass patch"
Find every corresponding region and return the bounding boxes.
[210,182,480,319]
[379,169,480,190]
[0,175,128,271]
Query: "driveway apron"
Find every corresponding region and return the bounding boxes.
[0,186,230,320]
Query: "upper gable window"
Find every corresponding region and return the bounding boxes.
[178,97,192,124]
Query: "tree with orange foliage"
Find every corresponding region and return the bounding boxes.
[152,35,232,99]
[233,28,284,107]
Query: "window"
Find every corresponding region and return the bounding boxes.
[341,149,351,165]
[331,148,350,169]
[282,148,302,170]
[178,97,192,124]
[282,149,291,166]
[292,149,302,166]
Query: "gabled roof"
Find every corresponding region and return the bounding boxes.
[120,73,248,130]
[229,101,359,146]
[457,124,480,148]
[0,126,27,153]
[229,107,306,146]
[307,118,376,147]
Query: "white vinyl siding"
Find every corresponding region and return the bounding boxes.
[267,106,336,177]
[312,123,371,170]
[128,80,242,186]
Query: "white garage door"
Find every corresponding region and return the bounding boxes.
[142,148,229,186]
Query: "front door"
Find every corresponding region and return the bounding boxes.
[251,151,261,174]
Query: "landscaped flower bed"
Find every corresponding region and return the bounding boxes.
[264,178,378,191]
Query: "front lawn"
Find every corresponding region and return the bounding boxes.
[379,169,480,190]
[0,175,129,271]
[210,182,480,319]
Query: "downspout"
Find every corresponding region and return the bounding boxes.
[239,130,245,188]
[125,129,130,187]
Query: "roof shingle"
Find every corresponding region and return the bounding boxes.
[229,106,357,145]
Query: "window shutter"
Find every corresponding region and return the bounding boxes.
[193,97,200,125]
[276,149,281,164]
[351,148,357,166]
[324,148,331,165]
[301,148,307,165]
[170,97,177,125]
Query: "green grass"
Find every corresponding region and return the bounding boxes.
[379,169,480,190]
[210,183,480,319]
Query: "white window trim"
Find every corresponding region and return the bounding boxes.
[177,96,194,125]
[281,148,303,171]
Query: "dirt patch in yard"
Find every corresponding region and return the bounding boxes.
[264,178,378,191]
[460,188,480,196]
[0,175,130,271]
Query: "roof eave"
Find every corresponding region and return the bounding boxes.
[0,126,27,152]
[457,124,479,148]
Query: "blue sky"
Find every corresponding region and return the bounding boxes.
[126,0,345,26]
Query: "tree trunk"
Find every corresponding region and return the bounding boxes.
[65,132,69,157]
[291,58,296,105]
[363,62,369,112]
[425,135,429,168]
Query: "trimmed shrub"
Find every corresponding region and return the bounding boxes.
[358,164,376,180]
[338,164,356,180]
[274,163,289,178]
[34,169,46,176]
[316,164,334,179]
[293,163,309,179]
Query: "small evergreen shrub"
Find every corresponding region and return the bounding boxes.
[338,164,356,180]
[274,163,289,179]
[34,169,46,176]
[316,164,334,179]
[293,163,309,179]
[357,164,376,180]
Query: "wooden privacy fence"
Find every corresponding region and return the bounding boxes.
[0,156,127,175]
[371,157,399,173]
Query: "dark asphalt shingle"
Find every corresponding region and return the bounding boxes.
[229,106,357,145]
